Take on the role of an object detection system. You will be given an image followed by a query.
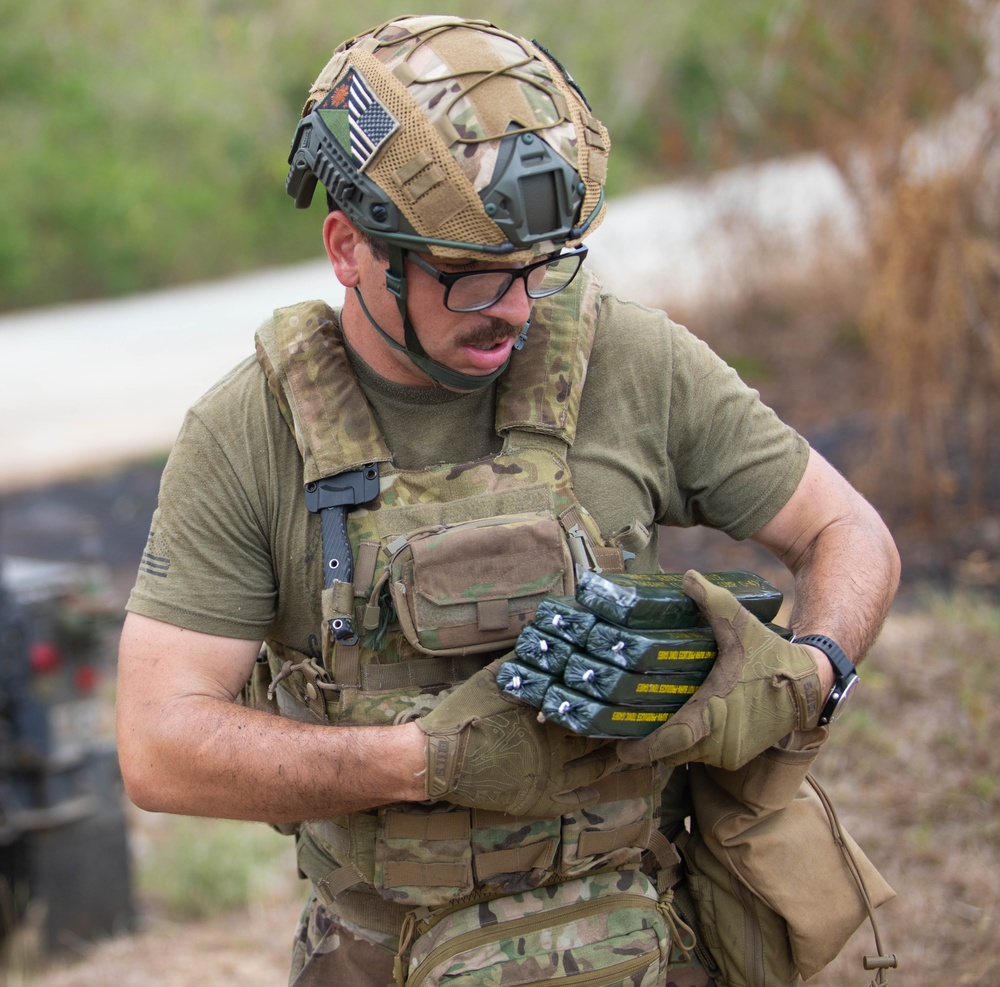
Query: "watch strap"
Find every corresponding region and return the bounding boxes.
[794,634,858,725]
[793,634,855,678]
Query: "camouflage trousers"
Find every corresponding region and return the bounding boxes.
[287,892,716,987]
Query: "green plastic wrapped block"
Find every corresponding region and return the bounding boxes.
[585,623,719,674]
[496,659,554,708]
[541,683,688,738]
[563,653,704,706]
[575,570,783,630]
[532,596,599,646]
[514,625,575,675]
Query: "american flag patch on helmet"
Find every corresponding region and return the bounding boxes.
[316,68,399,172]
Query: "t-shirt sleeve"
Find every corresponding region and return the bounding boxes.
[662,322,809,537]
[126,363,282,640]
[575,292,809,542]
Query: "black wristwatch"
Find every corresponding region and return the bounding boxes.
[793,634,859,725]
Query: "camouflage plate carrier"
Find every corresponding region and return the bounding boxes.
[251,268,684,945]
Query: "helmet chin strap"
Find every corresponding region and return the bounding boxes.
[351,244,529,392]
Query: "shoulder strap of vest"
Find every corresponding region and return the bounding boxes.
[255,301,391,484]
[495,266,602,447]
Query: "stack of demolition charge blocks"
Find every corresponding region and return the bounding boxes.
[497,570,787,737]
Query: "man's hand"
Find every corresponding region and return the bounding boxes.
[415,660,617,817]
[617,570,822,771]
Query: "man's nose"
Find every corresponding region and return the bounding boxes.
[484,275,533,325]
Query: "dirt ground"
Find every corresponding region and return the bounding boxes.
[3,296,999,986]
[8,880,303,987]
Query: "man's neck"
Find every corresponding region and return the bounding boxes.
[340,293,439,388]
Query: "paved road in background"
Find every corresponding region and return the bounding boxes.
[0,154,859,492]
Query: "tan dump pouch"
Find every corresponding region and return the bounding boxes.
[389,514,574,656]
[675,821,797,987]
[689,728,896,980]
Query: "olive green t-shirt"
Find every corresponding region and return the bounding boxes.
[127,286,808,657]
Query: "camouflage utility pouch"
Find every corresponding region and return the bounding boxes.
[387,514,574,656]
[393,869,677,987]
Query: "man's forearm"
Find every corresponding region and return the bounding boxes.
[752,449,901,669]
[784,505,900,665]
[117,613,428,823]
[118,699,427,823]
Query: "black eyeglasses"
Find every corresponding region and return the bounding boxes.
[407,245,588,313]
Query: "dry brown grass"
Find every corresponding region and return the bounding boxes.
[759,0,1000,540]
[807,591,1000,987]
[854,161,1000,535]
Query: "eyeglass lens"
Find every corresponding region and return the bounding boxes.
[445,253,583,312]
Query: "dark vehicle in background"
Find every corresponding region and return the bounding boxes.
[0,556,134,953]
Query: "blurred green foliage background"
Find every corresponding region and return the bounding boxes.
[1,0,980,312]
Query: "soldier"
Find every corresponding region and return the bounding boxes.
[116,15,900,986]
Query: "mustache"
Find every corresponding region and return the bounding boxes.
[457,318,525,348]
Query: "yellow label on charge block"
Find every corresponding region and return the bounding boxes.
[611,710,673,723]
[656,650,715,661]
[633,682,699,695]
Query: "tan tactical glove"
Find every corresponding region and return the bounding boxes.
[617,570,822,771]
[415,660,617,817]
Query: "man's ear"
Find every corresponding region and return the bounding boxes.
[323,211,362,287]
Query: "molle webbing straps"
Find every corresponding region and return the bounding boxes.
[474,844,558,883]
[579,766,657,860]
[301,768,667,896]
[359,655,494,692]
[380,810,473,891]
[297,826,414,936]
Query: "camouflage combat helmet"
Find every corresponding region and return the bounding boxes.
[286,15,612,390]
[287,14,610,261]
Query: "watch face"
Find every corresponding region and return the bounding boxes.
[822,673,860,724]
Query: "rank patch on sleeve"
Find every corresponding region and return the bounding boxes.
[317,68,399,172]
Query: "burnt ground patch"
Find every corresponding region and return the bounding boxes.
[0,460,166,602]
